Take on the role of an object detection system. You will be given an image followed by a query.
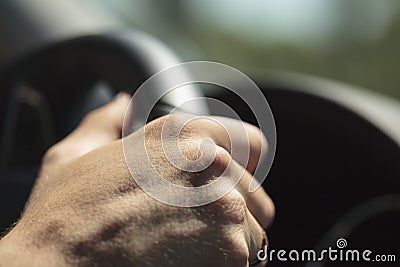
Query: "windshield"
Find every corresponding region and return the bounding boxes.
[91,0,400,100]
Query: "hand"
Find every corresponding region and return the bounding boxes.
[0,93,275,267]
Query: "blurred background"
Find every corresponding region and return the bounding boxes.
[1,0,399,99]
[0,1,399,266]
[0,0,400,267]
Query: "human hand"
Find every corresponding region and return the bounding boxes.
[0,93,274,267]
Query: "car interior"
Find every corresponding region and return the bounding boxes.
[0,1,399,267]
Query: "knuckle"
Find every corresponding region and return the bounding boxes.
[144,114,189,137]
[221,190,247,223]
[144,114,235,186]
[207,189,247,225]
[211,145,231,174]
[220,227,249,266]
[149,113,212,141]
[180,143,231,184]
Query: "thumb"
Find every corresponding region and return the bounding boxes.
[43,92,131,166]
[77,92,131,140]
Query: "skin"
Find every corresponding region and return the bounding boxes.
[0,93,275,266]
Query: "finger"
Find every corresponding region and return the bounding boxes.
[203,117,274,220]
[244,208,269,266]
[228,157,275,229]
[184,116,274,227]
[44,92,131,166]
[74,92,131,143]
[192,116,268,174]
